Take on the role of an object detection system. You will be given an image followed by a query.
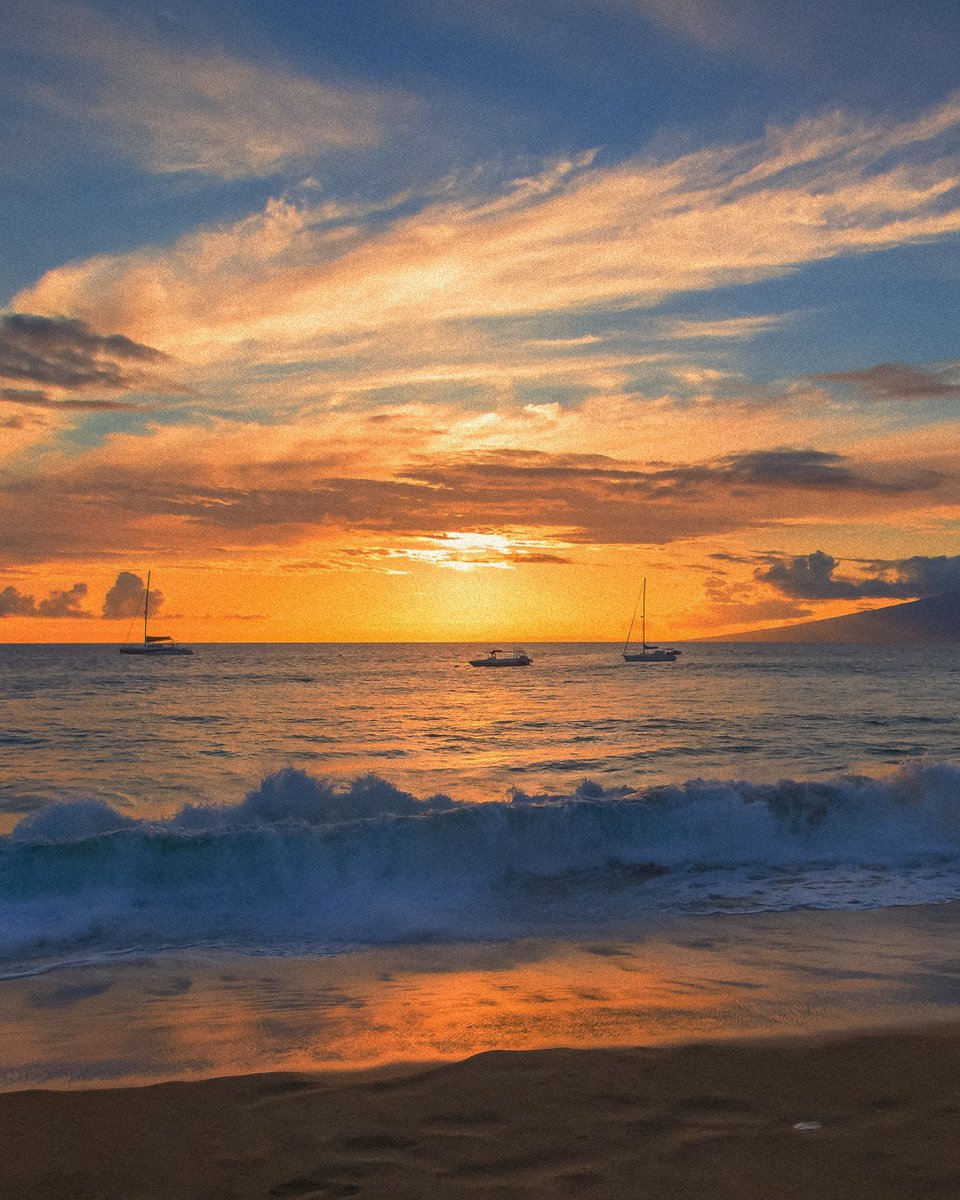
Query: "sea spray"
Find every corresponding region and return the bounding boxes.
[3,763,960,969]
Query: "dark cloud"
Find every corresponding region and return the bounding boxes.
[0,581,90,617]
[1,385,144,411]
[409,448,938,502]
[37,582,89,617]
[878,555,960,597]
[102,572,163,620]
[1,388,49,405]
[668,449,937,494]
[0,313,169,396]
[757,551,960,600]
[0,586,37,617]
[720,449,875,489]
[0,444,947,566]
[509,552,571,564]
[757,550,872,599]
[813,362,960,401]
[709,552,761,565]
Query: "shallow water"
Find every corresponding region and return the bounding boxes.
[3,905,960,1090]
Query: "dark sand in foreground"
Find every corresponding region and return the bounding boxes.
[5,1025,960,1199]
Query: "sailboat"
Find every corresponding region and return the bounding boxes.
[622,578,680,663]
[119,572,194,656]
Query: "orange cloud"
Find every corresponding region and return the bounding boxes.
[2,403,954,571]
[15,95,960,385]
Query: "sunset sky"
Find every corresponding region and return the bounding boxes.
[2,0,960,642]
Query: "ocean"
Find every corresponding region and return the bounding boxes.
[3,640,960,1086]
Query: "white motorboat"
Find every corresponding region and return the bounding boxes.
[119,572,194,656]
[469,648,532,667]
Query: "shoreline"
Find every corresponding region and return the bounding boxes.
[4,1023,960,1198]
[5,902,960,1092]
[6,902,960,1195]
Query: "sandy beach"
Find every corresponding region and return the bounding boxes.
[4,905,960,1198]
[3,1025,960,1199]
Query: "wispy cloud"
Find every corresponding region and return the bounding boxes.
[1,388,144,412]
[15,94,960,400]
[333,533,574,573]
[813,362,960,401]
[702,569,814,624]
[8,1,409,179]
[661,314,786,340]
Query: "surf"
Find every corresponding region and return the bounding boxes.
[2,763,960,970]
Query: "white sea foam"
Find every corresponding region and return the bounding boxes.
[3,763,960,969]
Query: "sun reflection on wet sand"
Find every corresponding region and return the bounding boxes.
[3,904,960,1090]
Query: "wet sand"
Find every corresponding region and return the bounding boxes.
[5,905,960,1197]
[4,1025,960,1198]
[6,904,960,1090]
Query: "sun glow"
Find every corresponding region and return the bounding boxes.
[3,29,960,643]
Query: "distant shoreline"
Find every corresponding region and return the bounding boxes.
[712,591,960,643]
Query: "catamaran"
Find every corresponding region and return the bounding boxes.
[622,578,680,663]
[119,572,193,656]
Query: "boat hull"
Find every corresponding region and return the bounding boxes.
[120,646,194,656]
[469,657,531,667]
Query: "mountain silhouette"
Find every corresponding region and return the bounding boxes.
[716,591,960,643]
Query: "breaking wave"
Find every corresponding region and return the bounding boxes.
[4,763,960,969]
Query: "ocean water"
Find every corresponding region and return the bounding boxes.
[2,640,960,975]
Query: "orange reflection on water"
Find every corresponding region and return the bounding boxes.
[0,941,723,1089]
[3,907,955,1090]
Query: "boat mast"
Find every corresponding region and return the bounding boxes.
[143,571,150,644]
[641,577,646,653]
[623,584,643,654]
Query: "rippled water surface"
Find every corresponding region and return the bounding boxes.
[3,641,959,822]
[3,640,960,975]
